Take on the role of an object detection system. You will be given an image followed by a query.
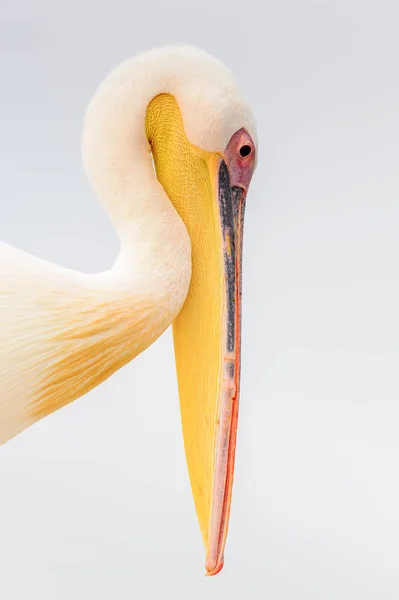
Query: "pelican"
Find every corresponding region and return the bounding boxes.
[0,45,257,575]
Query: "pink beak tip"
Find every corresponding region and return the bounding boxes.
[205,559,225,577]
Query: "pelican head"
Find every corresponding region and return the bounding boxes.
[84,46,257,574]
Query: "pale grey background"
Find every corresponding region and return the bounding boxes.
[0,0,398,598]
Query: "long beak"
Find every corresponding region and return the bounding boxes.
[172,154,247,576]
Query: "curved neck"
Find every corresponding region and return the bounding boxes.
[81,46,254,244]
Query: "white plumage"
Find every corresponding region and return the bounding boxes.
[0,45,256,446]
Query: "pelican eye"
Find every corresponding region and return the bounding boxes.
[239,144,252,158]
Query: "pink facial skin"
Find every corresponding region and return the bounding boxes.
[224,128,256,192]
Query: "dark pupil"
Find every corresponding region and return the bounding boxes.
[239,144,251,157]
